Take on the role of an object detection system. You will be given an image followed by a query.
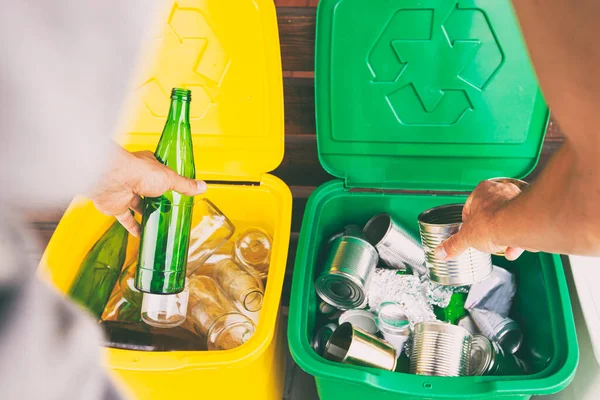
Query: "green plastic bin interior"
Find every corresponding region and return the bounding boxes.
[288,0,578,399]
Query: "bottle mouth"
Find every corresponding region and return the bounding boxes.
[207,313,256,350]
[243,289,264,312]
[171,88,192,101]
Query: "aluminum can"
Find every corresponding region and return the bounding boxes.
[315,236,378,309]
[470,308,523,354]
[469,335,529,376]
[410,321,472,376]
[324,322,397,371]
[364,213,425,271]
[418,204,492,286]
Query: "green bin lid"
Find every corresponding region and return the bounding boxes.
[315,0,549,190]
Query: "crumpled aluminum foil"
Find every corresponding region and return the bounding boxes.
[367,268,437,329]
[420,280,470,308]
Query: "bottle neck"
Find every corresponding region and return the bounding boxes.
[166,98,190,124]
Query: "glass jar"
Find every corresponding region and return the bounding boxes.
[188,275,256,350]
[213,259,264,312]
[186,199,236,276]
[140,281,189,328]
[234,228,272,281]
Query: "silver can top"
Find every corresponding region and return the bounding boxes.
[469,335,495,376]
[376,302,411,336]
[316,236,378,309]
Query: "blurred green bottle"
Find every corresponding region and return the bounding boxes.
[136,88,195,294]
[69,221,129,318]
[434,292,468,325]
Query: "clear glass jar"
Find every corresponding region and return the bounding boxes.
[213,259,264,312]
[188,275,255,350]
[186,199,236,276]
[234,228,272,281]
[140,281,189,328]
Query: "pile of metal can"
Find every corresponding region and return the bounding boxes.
[313,204,530,377]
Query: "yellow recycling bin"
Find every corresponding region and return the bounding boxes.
[38,1,291,399]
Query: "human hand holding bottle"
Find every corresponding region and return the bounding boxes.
[89,145,206,237]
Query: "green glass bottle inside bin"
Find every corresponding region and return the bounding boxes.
[69,221,129,318]
[433,292,468,325]
[136,88,196,294]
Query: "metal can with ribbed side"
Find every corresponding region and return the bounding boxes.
[315,236,378,309]
[410,321,472,376]
[470,308,523,354]
[363,213,425,272]
[418,204,493,286]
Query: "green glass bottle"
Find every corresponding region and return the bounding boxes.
[434,292,468,325]
[135,88,195,294]
[69,221,129,318]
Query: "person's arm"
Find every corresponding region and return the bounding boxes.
[436,0,600,260]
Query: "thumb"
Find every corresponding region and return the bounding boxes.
[435,231,470,260]
[166,170,207,196]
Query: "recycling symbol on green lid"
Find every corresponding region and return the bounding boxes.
[368,4,504,126]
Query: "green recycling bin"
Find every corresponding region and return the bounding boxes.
[288,0,578,399]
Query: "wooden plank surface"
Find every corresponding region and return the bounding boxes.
[278,8,316,72]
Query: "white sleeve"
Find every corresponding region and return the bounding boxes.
[0,0,162,206]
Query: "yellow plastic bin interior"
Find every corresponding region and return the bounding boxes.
[38,1,291,399]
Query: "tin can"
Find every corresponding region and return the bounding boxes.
[312,323,338,357]
[410,321,472,376]
[363,213,425,271]
[339,309,378,334]
[376,302,411,357]
[324,322,397,371]
[315,236,378,310]
[418,204,493,286]
[469,335,529,376]
[318,301,342,321]
[469,308,523,354]
[486,178,529,257]
[409,262,428,277]
[328,225,366,244]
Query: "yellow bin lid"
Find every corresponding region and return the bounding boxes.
[119,0,284,182]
